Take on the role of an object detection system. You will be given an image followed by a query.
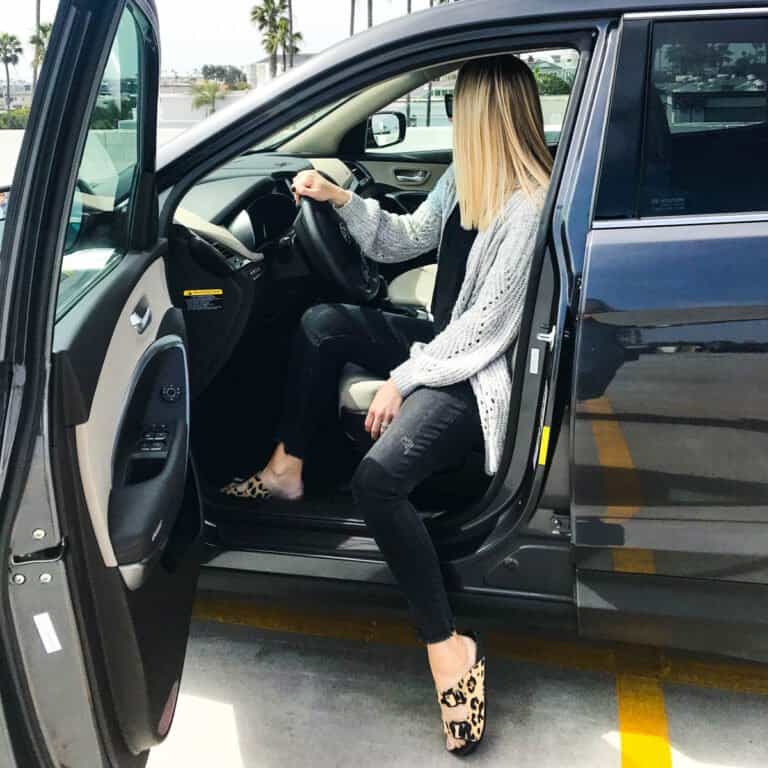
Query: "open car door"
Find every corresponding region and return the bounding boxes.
[0,1,201,766]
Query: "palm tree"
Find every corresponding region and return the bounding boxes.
[287,0,294,67]
[191,80,226,115]
[349,0,355,36]
[0,33,23,111]
[277,19,289,72]
[289,28,303,67]
[251,0,287,80]
[29,22,52,89]
[276,17,303,73]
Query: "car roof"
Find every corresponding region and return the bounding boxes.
[440,0,767,18]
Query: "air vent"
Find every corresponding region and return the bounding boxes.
[194,232,248,269]
[346,162,371,187]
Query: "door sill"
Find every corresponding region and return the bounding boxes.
[203,543,393,584]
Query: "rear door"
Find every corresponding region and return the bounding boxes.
[0,1,200,765]
[574,11,768,661]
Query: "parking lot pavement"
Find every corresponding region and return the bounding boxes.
[147,595,768,768]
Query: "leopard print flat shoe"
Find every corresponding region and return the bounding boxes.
[436,631,487,757]
[220,473,272,500]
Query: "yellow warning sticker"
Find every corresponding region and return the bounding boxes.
[183,288,223,296]
[537,425,551,466]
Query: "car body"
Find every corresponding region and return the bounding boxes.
[1,0,767,764]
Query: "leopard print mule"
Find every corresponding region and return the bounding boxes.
[220,473,272,499]
[436,632,487,757]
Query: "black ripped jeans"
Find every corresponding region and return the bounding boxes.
[277,304,482,643]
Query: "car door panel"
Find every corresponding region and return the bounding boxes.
[51,244,202,752]
[107,336,189,584]
[0,0,203,762]
[571,12,768,663]
[357,158,449,192]
[574,223,768,570]
[61,257,173,567]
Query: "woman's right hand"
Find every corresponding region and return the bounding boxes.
[291,170,351,208]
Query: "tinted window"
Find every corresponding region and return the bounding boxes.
[639,18,768,217]
[56,7,143,319]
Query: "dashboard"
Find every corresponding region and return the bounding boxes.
[173,153,361,263]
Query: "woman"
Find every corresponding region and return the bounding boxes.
[223,55,551,754]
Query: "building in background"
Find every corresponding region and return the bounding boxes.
[6,81,33,109]
[156,71,251,140]
[247,52,316,88]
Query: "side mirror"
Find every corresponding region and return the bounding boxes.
[366,111,407,150]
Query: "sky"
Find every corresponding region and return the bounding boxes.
[1,0,443,82]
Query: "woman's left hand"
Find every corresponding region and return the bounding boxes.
[366,379,403,440]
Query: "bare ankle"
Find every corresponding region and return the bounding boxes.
[267,443,303,478]
[428,633,472,681]
[267,461,299,479]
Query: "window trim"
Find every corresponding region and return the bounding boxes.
[626,7,768,21]
[593,18,650,220]
[125,2,160,251]
[593,210,768,228]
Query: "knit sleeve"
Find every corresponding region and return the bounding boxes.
[390,197,541,396]
[334,166,453,263]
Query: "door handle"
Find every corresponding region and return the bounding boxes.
[129,302,152,335]
[394,169,430,185]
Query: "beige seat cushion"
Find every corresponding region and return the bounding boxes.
[339,363,386,412]
[339,265,437,413]
[386,263,437,310]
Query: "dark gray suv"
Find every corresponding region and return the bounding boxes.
[1,1,767,765]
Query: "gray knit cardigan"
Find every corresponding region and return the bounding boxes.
[337,166,544,474]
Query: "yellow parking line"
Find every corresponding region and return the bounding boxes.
[193,597,768,695]
[614,646,672,768]
[616,672,672,768]
[583,398,671,763]
[582,397,655,574]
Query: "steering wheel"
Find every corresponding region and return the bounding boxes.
[293,196,382,303]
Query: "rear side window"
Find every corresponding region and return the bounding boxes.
[596,17,768,219]
[641,18,768,216]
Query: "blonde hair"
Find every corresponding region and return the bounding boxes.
[453,55,553,231]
